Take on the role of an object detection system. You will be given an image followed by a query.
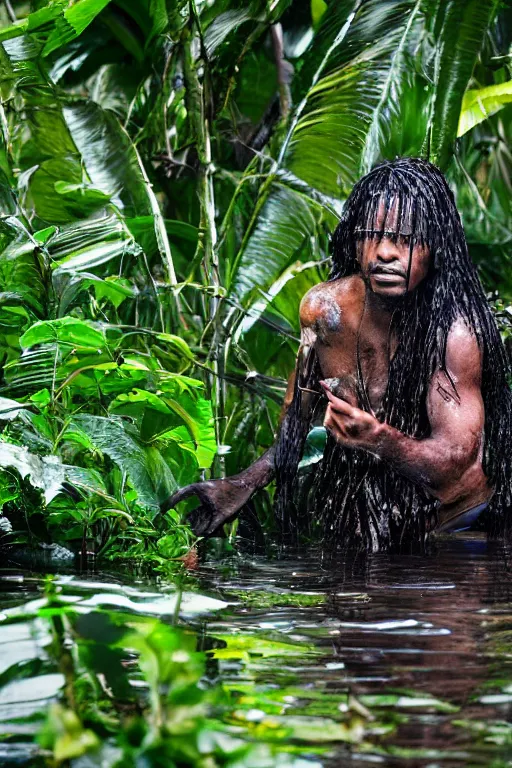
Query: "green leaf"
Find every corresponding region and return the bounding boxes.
[157,533,189,559]
[0,5,62,44]
[3,348,62,398]
[162,395,216,469]
[427,0,500,168]
[236,259,320,338]
[458,80,512,136]
[61,102,177,282]
[211,633,320,660]
[29,159,109,223]
[311,0,328,28]
[0,441,64,503]
[20,318,106,353]
[62,102,149,215]
[299,426,326,468]
[109,389,182,441]
[68,414,158,510]
[109,387,216,469]
[30,389,52,409]
[0,235,47,317]
[144,445,178,503]
[55,273,135,315]
[154,333,194,361]
[204,6,256,57]
[0,0,111,57]
[43,0,112,57]
[285,0,424,196]
[63,465,108,497]
[53,236,138,275]
[38,704,99,762]
[229,185,320,306]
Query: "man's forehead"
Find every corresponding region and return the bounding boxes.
[373,195,413,233]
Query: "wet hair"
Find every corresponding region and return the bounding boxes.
[274,157,512,551]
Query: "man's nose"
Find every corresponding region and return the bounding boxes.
[376,238,400,262]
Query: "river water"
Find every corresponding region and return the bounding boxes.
[1,533,512,766]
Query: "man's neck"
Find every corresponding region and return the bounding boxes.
[364,286,400,328]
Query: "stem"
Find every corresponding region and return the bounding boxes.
[116,121,183,330]
[184,6,224,475]
[4,0,16,22]
[130,135,178,286]
[270,23,291,122]
[81,523,88,568]
[172,586,182,625]
[162,45,177,163]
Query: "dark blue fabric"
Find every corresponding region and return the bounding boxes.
[437,502,489,533]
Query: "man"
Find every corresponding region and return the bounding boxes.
[164,158,512,550]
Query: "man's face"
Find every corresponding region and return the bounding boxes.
[357,197,431,299]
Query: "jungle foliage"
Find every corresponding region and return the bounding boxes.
[0,0,511,560]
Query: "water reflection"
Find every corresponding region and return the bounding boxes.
[198,535,512,764]
[0,534,511,766]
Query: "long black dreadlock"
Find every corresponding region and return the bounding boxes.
[274,157,512,551]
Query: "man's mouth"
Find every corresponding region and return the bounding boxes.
[370,266,405,277]
[368,267,407,287]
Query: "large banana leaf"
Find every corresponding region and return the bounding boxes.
[62,102,150,216]
[228,184,323,307]
[0,231,48,317]
[282,0,499,199]
[2,34,176,283]
[426,0,500,167]
[284,0,423,196]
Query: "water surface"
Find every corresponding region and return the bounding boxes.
[1,534,512,766]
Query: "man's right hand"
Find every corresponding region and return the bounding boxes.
[160,476,255,537]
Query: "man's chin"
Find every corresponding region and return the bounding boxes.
[366,277,407,303]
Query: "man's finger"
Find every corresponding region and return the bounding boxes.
[324,407,346,435]
[188,504,214,535]
[160,483,206,513]
[326,392,356,416]
[320,380,356,414]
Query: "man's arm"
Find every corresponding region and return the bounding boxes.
[322,319,485,500]
[162,293,321,534]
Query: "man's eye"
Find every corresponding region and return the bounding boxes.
[397,234,412,245]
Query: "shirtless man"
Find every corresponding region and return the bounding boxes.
[164,158,511,549]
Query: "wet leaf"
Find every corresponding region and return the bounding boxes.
[211,634,320,661]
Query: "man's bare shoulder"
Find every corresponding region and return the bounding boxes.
[299,276,363,328]
[444,318,483,387]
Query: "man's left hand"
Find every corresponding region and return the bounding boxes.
[321,381,384,453]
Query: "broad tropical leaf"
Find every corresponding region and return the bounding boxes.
[458,81,512,137]
[427,0,500,167]
[0,442,64,503]
[0,0,112,54]
[284,0,424,196]
[66,414,158,510]
[228,184,322,306]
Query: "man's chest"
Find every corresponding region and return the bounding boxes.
[313,333,391,415]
